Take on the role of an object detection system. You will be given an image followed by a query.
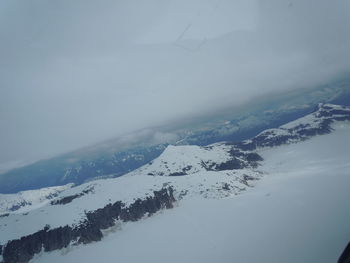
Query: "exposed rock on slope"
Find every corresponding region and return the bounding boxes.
[0,185,73,215]
[235,103,350,150]
[135,143,262,178]
[1,187,175,263]
[50,186,94,205]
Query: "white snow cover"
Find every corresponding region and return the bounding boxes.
[0,155,260,244]
[281,103,350,130]
[1,105,349,263]
[280,111,323,130]
[242,103,350,147]
[0,184,73,215]
[256,128,291,139]
[29,122,350,263]
[133,143,234,176]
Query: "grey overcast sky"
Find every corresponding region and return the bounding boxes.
[1,0,350,168]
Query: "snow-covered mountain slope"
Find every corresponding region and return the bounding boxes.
[0,167,261,245]
[0,184,73,215]
[0,103,349,263]
[131,103,350,178]
[236,103,350,150]
[29,117,350,263]
[132,143,262,177]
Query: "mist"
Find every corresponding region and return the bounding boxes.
[1,0,350,166]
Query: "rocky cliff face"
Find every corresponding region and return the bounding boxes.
[1,187,175,263]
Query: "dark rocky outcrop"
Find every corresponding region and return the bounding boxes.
[1,187,175,263]
[50,194,82,205]
[0,214,9,218]
[243,174,257,181]
[197,149,264,172]
[338,242,350,263]
[168,166,194,176]
[168,172,187,176]
[234,130,298,150]
[8,201,31,213]
[222,183,230,190]
[201,104,350,172]
[215,158,248,170]
[245,153,263,162]
[234,104,350,151]
[50,186,94,205]
[76,223,103,245]
[317,106,350,118]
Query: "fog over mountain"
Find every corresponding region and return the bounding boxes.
[1,0,350,166]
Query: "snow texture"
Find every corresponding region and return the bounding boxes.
[30,122,350,263]
[0,184,73,215]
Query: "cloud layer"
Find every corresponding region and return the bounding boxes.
[1,0,350,165]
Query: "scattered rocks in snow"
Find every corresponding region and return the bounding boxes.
[0,184,73,215]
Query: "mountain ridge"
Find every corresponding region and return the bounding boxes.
[1,82,349,194]
[1,103,350,263]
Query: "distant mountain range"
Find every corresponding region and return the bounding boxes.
[0,79,350,194]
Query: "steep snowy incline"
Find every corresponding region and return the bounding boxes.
[31,120,350,263]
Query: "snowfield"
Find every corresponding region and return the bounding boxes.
[0,162,260,244]
[0,184,73,215]
[1,104,350,263]
[27,122,350,263]
[134,143,234,176]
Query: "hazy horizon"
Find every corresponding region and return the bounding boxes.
[1,0,350,168]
